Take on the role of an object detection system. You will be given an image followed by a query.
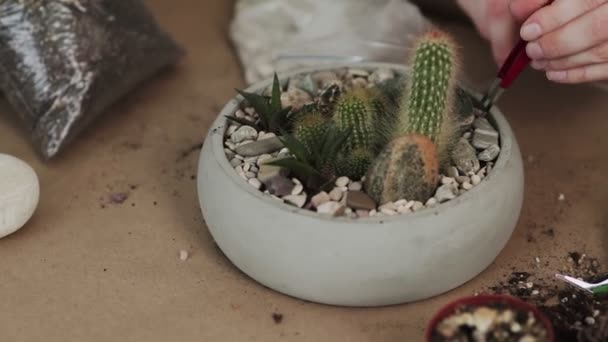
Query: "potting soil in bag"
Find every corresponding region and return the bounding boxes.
[0,0,184,159]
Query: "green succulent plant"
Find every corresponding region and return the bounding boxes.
[266,125,352,193]
[227,73,293,134]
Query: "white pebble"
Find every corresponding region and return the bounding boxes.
[535,257,541,263]
[348,182,362,191]
[231,126,258,143]
[558,193,565,201]
[441,177,455,185]
[311,191,330,208]
[462,182,473,190]
[585,317,596,325]
[291,184,304,195]
[335,176,350,187]
[425,198,437,207]
[225,141,236,150]
[238,172,248,180]
[0,154,40,239]
[248,178,262,189]
[235,109,246,118]
[244,156,258,164]
[369,209,378,217]
[397,206,411,214]
[316,201,345,216]
[380,208,397,215]
[179,250,189,261]
[292,178,302,185]
[412,201,424,211]
[243,163,251,172]
[284,194,307,208]
[227,125,238,135]
[405,201,415,209]
[257,154,272,164]
[245,107,255,116]
[471,175,481,185]
[394,199,408,207]
[532,290,540,296]
[329,188,344,201]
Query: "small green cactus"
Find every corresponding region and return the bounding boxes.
[332,86,375,151]
[335,147,373,181]
[293,110,330,153]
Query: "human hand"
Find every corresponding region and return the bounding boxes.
[511,0,608,83]
[456,0,520,66]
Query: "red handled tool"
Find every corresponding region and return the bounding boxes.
[480,0,554,111]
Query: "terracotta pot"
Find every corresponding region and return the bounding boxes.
[425,294,555,341]
[196,62,525,306]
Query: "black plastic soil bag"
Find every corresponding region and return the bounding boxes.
[0,0,184,159]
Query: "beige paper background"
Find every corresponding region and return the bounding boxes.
[1,1,606,341]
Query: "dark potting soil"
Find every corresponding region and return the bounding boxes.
[0,0,184,159]
[430,302,550,341]
[482,253,608,342]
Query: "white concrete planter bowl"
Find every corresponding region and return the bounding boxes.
[196,63,524,307]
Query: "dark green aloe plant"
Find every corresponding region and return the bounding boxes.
[227,73,293,134]
[265,125,352,193]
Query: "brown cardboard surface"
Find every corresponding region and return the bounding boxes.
[1,1,607,341]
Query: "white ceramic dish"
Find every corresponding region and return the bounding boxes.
[197,62,524,307]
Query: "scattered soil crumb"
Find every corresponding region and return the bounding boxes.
[179,250,189,261]
[110,192,128,204]
[272,313,283,324]
[178,142,203,161]
[542,229,555,238]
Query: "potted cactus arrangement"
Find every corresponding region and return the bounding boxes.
[197,29,524,306]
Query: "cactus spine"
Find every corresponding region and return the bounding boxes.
[364,29,461,204]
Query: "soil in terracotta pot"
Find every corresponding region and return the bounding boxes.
[480,252,608,342]
[430,302,550,341]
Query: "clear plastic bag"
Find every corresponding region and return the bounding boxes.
[0,0,184,159]
[230,0,431,84]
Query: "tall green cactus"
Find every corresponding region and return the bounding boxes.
[364,29,461,204]
[396,29,460,163]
